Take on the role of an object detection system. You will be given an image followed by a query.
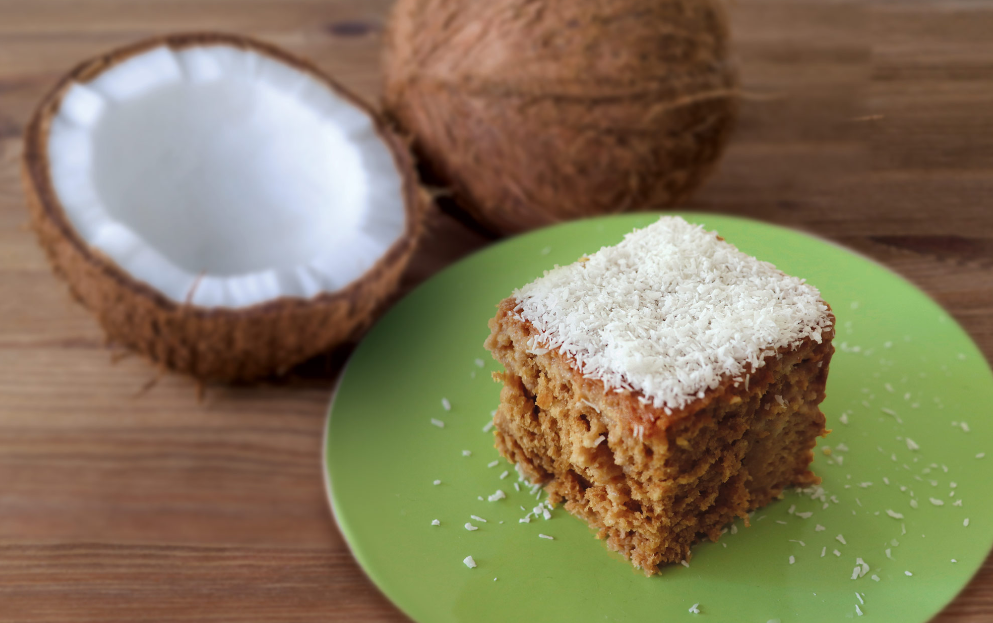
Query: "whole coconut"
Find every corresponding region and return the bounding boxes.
[383,0,738,234]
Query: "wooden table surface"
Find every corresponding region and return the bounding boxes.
[2,0,992,620]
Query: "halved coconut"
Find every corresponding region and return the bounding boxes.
[22,33,425,381]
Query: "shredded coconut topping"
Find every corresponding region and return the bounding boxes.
[513,217,831,410]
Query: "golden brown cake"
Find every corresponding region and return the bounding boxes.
[484,216,835,575]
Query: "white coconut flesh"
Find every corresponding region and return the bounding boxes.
[46,44,406,308]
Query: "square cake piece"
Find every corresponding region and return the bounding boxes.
[484,216,835,575]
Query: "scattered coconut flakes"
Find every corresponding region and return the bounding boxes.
[836,455,845,466]
[681,560,690,568]
[789,556,796,565]
[790,540,805,547]
[470,515,487,523]
[834,550,842,557]
[474,358,485,368]
[905,571,913,576]
[929,498,944,506]
[512,217,833,410]
[905,438,919,451]
[499,470,509,480]
[462,450,472,457]
[856,558,870,577]
[433,479,441,486]
[731,524,738,535]
[952,559,957,563]
[465,523,478,531]
[954,499,963,507]
[593,435,606,447]
[856,592,864,604]
[886,548,894,560]
[431,519,440,526]
[840,413,849,424]
[815,524,826,532]
[430,418,445,428]
[881,407,903,424]
[482,421,495,433]
[788,504,796,515]
[487,460,499,468]
[883,477,890,485]
[886,510,904,519]
[538,534,554,540]
[513,482,520,492]
[477,496,483,501]
[856,604,864,617]
[463,555,476,569]
[964,518,970,527]
[441,398,452,411]
[961,422,970,433]
[910,499,919,509]
[902,523,907,535]
[688,604,700,614]
[871,574,880,582]
[977,453,986,459]
[837,534,847,545]
[487,489,506,502]
[776,520,788,525]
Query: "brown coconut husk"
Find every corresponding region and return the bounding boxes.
[383,0,738,235]
[22,32,428,382]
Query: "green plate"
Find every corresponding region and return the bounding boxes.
[324,213,993,623]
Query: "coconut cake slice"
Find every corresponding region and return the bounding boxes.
[484,216,835,575]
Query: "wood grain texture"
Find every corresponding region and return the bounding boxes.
[0,0,990,621]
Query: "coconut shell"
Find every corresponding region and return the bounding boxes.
[22,33,427,382]
[383,0,738,235]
